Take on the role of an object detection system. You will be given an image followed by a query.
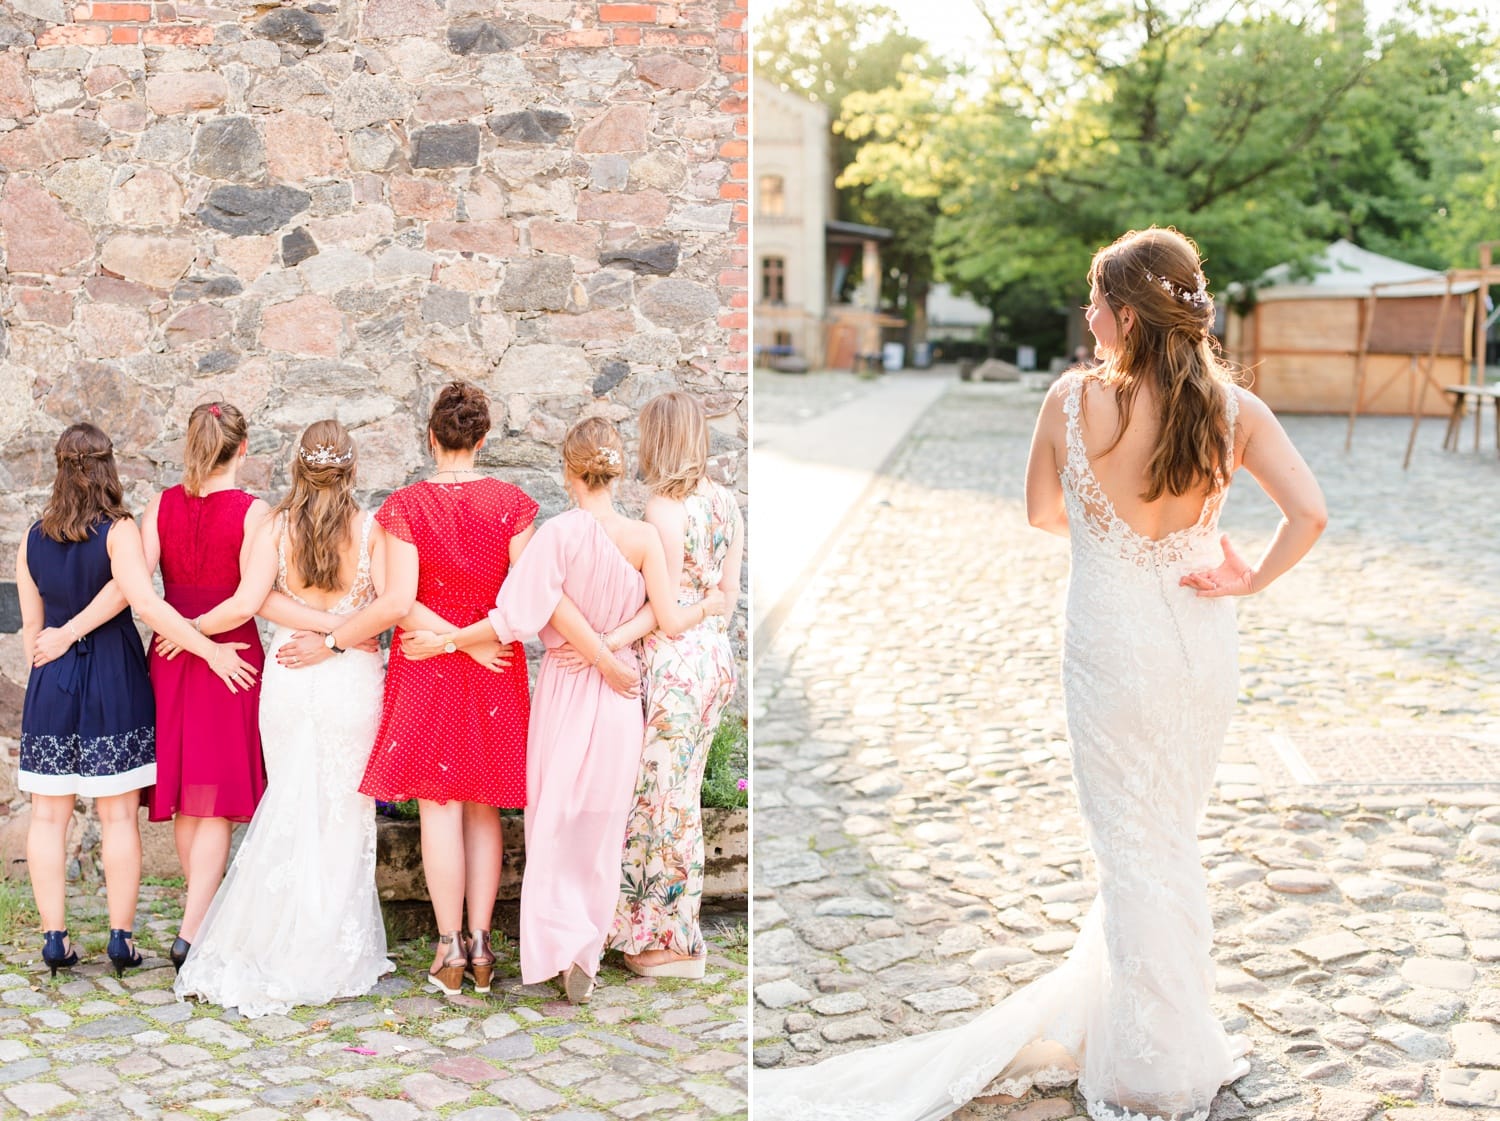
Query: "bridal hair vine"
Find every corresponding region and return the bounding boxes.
[299,442,354,467]
[595,447,622,468]
[1145,269,1210,309]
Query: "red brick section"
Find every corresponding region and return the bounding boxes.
[718,0,749,373]
[40,1,207,48]
[599,3,658,20]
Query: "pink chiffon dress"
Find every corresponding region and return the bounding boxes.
[487,509,647,984]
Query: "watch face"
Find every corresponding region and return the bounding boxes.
[325,633,336,648]
[444,642,457,654]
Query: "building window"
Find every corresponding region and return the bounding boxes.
[758,175,785,217]
[761,256,786,304]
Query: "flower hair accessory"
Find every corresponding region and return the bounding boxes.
[299,442,354,467]
[595,448,621,468]
[1145,269,1210,308]
[209,404,221,418]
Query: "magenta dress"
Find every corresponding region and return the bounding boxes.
[148,486,267,822]
[487,509,647,984]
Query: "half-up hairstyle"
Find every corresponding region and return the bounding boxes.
[183,400,248,496]
[562,417,626,491]
[275,419,359,592]
[41,424,131,543]
[1088,226,1235,502]
[428,380,491,452]
[637,391,709,501]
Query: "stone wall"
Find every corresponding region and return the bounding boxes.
[0,0,749,860]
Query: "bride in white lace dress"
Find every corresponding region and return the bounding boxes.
[175,420,391,1016]
[755,228,1327,1121]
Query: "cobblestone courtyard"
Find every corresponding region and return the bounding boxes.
[752,375,1500,1120]
[0,884,747,1119]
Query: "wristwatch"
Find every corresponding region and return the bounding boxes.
[443,640,457,654]
[324,632,346,654]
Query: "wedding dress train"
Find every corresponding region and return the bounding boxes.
[176,514,390,1017]
[755,373,1250,1121]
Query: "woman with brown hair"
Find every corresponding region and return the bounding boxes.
[418,417,726,1003]
[275,381,614,996]
[174,420,393,1015]
[19,424,258,979]
[757,228,1327,1121]
[607,391,743,978]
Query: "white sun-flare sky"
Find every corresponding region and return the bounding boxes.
[752,0,1488,74]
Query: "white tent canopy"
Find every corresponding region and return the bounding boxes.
[1245,238,1480,302]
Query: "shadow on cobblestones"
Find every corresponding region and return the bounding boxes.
[752,381,1500,1121]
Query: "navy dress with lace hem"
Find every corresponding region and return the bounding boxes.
[19,520,156,797]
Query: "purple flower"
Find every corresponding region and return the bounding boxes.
[736,778,748,791]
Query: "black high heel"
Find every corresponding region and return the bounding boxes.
[41,930,77,978]
[106,929,142,977]
[169,937,191,974]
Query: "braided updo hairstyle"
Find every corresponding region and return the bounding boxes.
[1087,226,1235,502]
[275,419,359,592]
[428,380,491,451]
[561,417,626,491]
[41,423,131,543]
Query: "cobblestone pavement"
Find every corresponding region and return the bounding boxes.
[750,369,879,430]
[0,882,747,1120]
[751,377,1500,1121]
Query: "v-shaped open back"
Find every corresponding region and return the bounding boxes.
[275,511,376,615]
[1060,373,1238,568]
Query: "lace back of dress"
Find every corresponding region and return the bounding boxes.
[274,512,375,614]
[1060,374,1237,567]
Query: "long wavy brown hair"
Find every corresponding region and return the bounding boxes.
[1088,227,1236,501]
[275,420,359,592]
[183,401,247,496]
[41,424,132,543]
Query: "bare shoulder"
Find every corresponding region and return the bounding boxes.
[644,493,686,528]
[1228,383,1275,431]
[107,515,142,551]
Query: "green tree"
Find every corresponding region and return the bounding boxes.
[931,0,1496,353]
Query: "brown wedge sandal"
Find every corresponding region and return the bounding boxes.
[468,930,495,995]
[427,931,467,996]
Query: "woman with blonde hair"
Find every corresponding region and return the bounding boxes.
[413,416,726,1003]
[607,391,742,978]
[20,424,257,979]
[174,420,392,1015]
[128,401,269,971]
[756,227,1327,1121]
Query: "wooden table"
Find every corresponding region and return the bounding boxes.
[1442,384,1500,455]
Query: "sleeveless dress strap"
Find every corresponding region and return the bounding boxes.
[1224,384,1240,460]
[274,515,290,594]
[357,511,374,578]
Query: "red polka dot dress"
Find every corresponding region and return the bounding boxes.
[358,478,536,807]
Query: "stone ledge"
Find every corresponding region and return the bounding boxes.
[374,806,747,903]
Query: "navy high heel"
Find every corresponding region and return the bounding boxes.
[106,929,142,977]
[169,937,191,974]
[41,930,77,978]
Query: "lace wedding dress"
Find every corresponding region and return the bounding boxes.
[756,373,1251,1121]
[176,514,391,1017]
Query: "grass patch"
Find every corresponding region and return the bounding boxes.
[703,713,748,810]
[0,880,39,945]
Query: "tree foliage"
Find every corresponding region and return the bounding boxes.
[757,0,1498,356]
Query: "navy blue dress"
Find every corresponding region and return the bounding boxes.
[19,520,156,797]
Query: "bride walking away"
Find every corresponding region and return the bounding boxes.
[754,227,1327,1121]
